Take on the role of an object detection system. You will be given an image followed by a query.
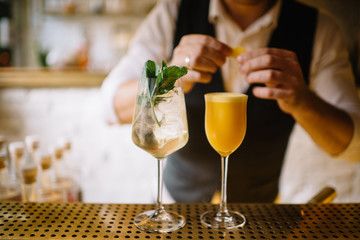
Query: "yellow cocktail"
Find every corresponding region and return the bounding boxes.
[205,93,247,156]
[201,92,248,229]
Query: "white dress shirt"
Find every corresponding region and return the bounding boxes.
[101,0,360,202]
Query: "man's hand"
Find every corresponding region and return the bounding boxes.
[238,48,311,115]
[238,47,354,156]
[170,34,232,93]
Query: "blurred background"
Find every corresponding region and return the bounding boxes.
[0,0,157,72]
[0,0,359,204]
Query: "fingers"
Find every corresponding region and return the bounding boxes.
[181,69,212,93]
[176,50,218,73]
[236,48,303,87]
[176,35,232,69]
[182,69,212,84]
[238,48,298,63]
[247,70,295,99]
[236,48,308,113]
[238,48,300,75]
[252,86,295,99]
[180,34,232,57]
[171,34,231,93]
[246,69,287,86]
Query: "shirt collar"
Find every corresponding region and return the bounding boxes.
[209,0,282,32]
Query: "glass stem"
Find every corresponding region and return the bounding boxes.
[220,155,229,214]
[156,158,165,212]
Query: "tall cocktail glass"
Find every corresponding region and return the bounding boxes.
[131,77,188,233]
[201,92,247,229]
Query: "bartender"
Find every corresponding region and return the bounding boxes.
[101,0,360,203]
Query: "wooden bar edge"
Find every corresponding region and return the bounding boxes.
[0,67,107,88]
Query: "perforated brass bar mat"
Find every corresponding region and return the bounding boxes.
[1,202,359,239]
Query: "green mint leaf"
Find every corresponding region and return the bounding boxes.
[156,65,188,95]
[161,60,167,72]
[145,60,158,78]
[140,60,188,126]
[141,60,159,99]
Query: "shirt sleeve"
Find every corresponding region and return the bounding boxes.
[100,0,180,124]
[310,11,360,162]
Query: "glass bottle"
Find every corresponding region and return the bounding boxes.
[39,151,63,202]
[20,150,38,202]
[8,141,25,180]
[58,138,82,202]
[52,146,71,202]
[25,135,41,166]
[0,151,21,201]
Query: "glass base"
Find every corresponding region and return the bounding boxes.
[134,209,186,233]
[200,210,246,229]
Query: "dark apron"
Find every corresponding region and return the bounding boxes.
[164,0,317,203]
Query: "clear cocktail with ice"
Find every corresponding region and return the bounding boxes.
[131,60,188,233]
[132,87,188,159]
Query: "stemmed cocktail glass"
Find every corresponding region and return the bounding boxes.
[201,92,247,229]
[131,61,189,233]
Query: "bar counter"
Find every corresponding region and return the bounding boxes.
[0,202,359,239]
[0,67,105,88]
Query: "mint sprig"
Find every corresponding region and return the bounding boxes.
[142,60,187,98]
[140,60,187,126]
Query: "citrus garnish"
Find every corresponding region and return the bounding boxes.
[231,46,246,58]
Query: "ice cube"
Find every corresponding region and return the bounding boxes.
[133,122,159,148]
[154,122,183,149]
